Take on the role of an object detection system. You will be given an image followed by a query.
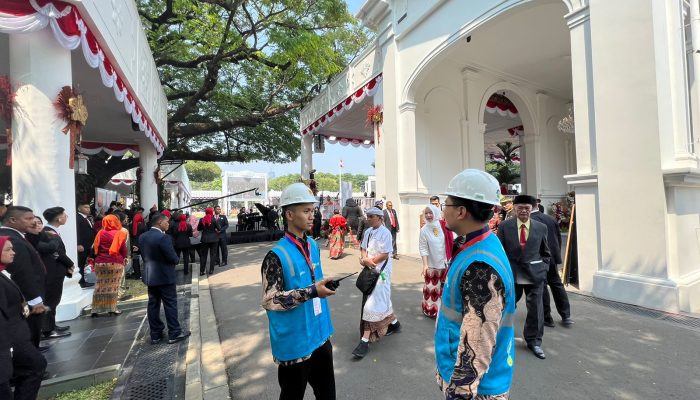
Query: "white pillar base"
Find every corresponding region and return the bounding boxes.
[592,271,681,313]
[56,273,94,322]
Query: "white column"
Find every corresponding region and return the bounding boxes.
[139,141,159,210]
[397,102,417,192]
[567,6,597,175]
[301,134,313,179]
[564,5,600,294]
[10,29,87,321]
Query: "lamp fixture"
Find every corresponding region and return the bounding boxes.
[558,103,575,134]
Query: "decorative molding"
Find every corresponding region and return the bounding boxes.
[564,172,598,186]
[663,168,700,187]
[398,101,417,113]
[565,5,590,29]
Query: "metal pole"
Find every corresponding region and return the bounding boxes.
[170,187,258,212]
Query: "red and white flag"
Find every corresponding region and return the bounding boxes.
[339,159,344,169]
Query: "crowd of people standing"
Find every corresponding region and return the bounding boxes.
[261,169,574,400]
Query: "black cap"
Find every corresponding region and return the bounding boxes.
[513,195,536,205]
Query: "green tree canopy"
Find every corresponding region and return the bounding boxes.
[185,160,222,190]
[269,172,368,192]
[138,0,369,162]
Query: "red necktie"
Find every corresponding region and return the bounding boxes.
[519,224,526,250]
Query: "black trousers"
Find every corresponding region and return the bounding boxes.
[515,282,545,347]
[542,262,571,320]
[42,274,64,333]
[77,251,88,286]
[199,242,217,274]
[131,254,142,279]
[389,228,397,255]
[147,284,182,340]
[215,236,228,265]
[278,340,335,400]
[176,247,190,274]
[26,314,43,348]
[9,320,46,400]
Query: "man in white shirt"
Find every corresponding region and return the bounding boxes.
[353,207,401,359]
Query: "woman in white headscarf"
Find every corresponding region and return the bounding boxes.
[419,204,447,318]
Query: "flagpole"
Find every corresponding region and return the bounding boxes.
[339,159,343,200]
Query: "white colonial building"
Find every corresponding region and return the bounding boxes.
[0,0,167,320]
[300,0,700,314]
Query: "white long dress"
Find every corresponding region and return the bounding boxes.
[361,225,394,322]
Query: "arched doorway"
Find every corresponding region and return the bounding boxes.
[482,92,525,195]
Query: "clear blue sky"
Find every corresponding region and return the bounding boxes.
[219,0,373,177]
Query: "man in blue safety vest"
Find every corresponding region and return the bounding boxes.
[261,182,337,400]
[434,169,516,399]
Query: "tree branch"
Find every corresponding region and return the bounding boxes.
[171,101,302,138]
[163,146,247,162]
[167,90,198,101]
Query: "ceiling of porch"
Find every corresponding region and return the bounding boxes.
[444,1,572,99]
[0,33,152,148]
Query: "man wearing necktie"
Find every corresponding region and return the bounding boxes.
[383,201,400,259]
[497,195,551,359]
[76,202,96,288]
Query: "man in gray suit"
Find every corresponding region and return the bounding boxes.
[529,198,573,327]
[497,195,551,359]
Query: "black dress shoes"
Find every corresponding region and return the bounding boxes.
[562,318,575,327]
[55,325,70,332]
[544,317,555,328]
[168,331,191,344]
[39,345,51,353]
[528,345,546,359]
[41,330,71,340]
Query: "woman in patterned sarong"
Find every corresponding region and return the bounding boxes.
[419,205,448,318]
[328,209,347,259]
[90,214,128,316]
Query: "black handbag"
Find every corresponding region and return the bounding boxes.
[355,259,388,295]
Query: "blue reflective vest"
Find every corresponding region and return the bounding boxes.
[434,233,516,395]
[266,237,334,362]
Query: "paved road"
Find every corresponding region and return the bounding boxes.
[209,242,700,399]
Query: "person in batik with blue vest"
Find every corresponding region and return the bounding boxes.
[261,183,337,400]
[435,169,516,400]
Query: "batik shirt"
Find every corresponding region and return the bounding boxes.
[261,234,319,366]
[437,233,507,399]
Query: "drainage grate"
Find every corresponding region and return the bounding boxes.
[570,292,700,330]
[113,289,191,400]
[127,379,168,399]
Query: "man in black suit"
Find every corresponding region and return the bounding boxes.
[76,202,95,288]
[139,213,190,345]
[214,206,229,266]
[41,207,75,339]
[0,206,48,348]
[383,201,400,259]
[497,195,551,359]
[529,199,573,327]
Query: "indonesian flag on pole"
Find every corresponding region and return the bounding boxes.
[339,159,344,169]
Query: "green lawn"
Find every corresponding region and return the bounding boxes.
[49,379,116,400]
[121,279,148,301]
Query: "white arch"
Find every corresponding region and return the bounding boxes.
[401,0,584,105]
[477,81,538,135]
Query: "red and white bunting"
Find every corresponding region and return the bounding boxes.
[507,125,524,137]
[485,98,519,119]
[77,141,140,157]
[301,74,382,137]
[0,0,166,156]
[325,137,374,148]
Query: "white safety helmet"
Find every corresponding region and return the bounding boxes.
[443,169,501,206]
[279,183,318,207]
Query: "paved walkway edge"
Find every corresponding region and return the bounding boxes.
[38,364,120,399]
[185,274,231,400]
